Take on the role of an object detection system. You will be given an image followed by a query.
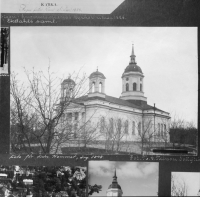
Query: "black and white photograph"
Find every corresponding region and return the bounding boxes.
[0,165,87,197]
[0,27,9,75]
[171,171,200,196]
[88,160,159,196]
[10,27,197,155]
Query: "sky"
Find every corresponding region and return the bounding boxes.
[88,161,159,196]
[10,27,198,126]
[171,172,200,196]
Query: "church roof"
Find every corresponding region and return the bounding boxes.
[74,95,142,110]
[74,95,168,113]
[89,70,106,79]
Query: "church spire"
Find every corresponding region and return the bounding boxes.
[130,44,136,63]
[112,168,117,183]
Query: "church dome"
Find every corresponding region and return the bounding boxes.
[62,78,75,84]
[107,169,122,190]
[108,182,122,190]
[124,63,143,74]
[89,70,106,79]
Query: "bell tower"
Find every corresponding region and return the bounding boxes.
[60,76,76,102]
[88,69,106,98]
[120,44,147,106]
[106,169,123,197]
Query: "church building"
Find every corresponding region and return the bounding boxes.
[60,45,170,143]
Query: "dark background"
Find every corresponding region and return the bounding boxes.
[0,0,199,196]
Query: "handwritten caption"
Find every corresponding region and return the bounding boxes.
[1,14,126,24]
[19,4,82,13]
[9,154,104,161]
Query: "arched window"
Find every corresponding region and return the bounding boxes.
[69,88,73,97]
[164,124,167,136]
[117,119,122,135]
[100,117,105,132]
[109,118,114,134]
[82,112,85,123]
[92,82,95,92]
[125,120,129,134]
[158,123,160,137]
[161,124,163,136]
[75,112,79,121]
[140,84,142,91]
[74,123,78,139]
[138,122,141,135]
[132,121,135,135]
[99,82,102,92]
[126,83,129,91]
[133,83,137,91]
[67,113,72,122]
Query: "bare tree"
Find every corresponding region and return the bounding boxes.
[171,174,188,196]
[100,117,128,153]
[10,65,88,154]
[132,116,156,155]
[77,120,101,149]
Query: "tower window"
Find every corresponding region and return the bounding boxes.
[92,82,95,92]
[126,83,129,91]
[133,83,137,91]
[140,84,142,91]
[99,82,102,93]
[140,78,142,81]
[69,88,73,97]
[126,77,129,81]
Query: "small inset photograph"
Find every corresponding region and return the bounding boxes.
[88,160,159,196]
[0,27,9,75]
[171,172,200,196]
[0,165,86,197]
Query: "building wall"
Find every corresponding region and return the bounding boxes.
[60,99,170,142]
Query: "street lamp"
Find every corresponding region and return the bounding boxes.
[23,179,33,197]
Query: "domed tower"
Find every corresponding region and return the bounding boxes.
[106,169,123,197]
[61,76,75,102]
[88,69,106,98]
[120,45,147,106]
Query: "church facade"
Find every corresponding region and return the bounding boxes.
[59,45,170,143]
